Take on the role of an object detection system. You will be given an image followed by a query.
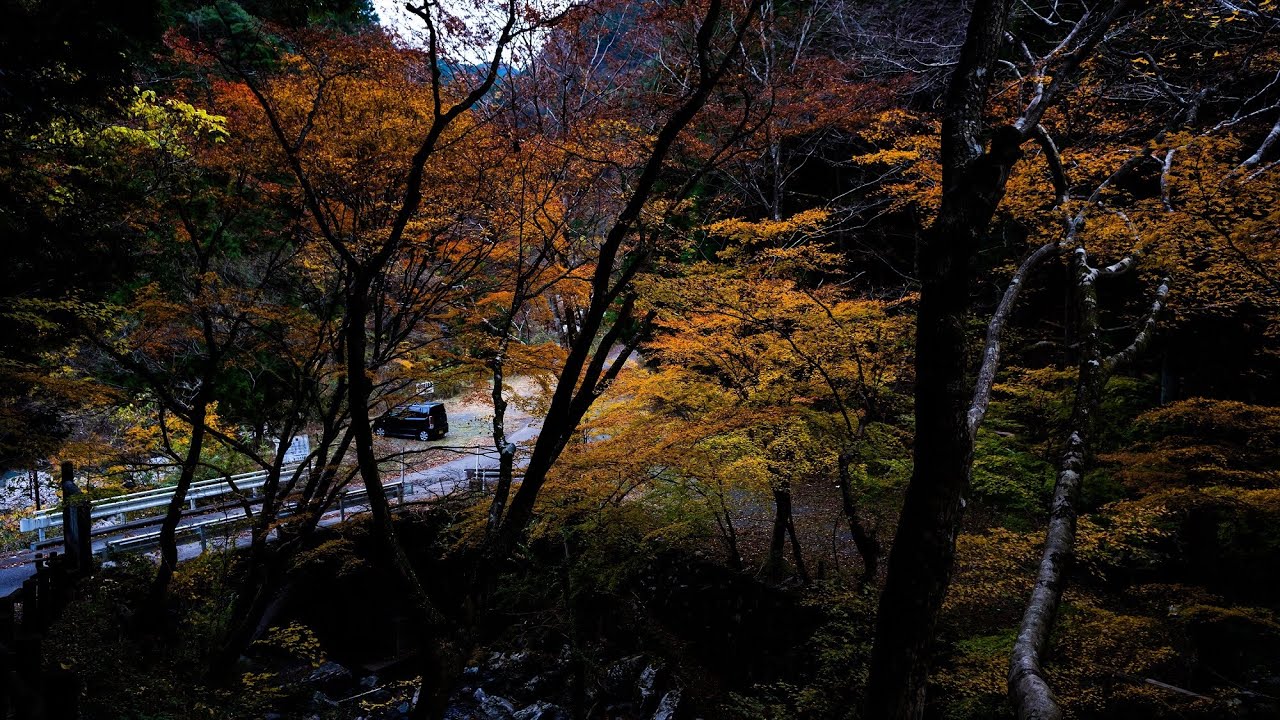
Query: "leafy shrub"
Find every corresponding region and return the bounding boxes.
[1101,399,1280,491]
[970,431,1055,516]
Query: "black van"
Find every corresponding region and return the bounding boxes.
[372,403,449,441]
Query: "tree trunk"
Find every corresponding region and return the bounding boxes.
[1008,249,1103,720]
[837,453,879,584]
[152,394,210,599]
[785,497,810,584]
[864,1,1016,716]
[767,478,809,581]
[769,483,790,568]
[721,501,744,572]
[486,349,517,538]
[1008,258,1169,720]
[345,278,431,606]
[345,277,458,720]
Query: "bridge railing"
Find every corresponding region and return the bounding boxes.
[100,480,405,557]
[19,465,302,534]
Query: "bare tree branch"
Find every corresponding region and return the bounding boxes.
[968,239,1060,439]
[1105,278,1172,373]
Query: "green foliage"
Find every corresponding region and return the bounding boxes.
[847,421,913,496]
[46,88,228,155]
[184,1,279,70]
[987,366,1075,451]
[1079,467,1129,511]
[931,629,1018,720]
[1094,375,1159,449]
[720,584,875,720]
[970,430,1055,517]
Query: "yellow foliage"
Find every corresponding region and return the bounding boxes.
[252,622,326,668]
[45,87,228,156]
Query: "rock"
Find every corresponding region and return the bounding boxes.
[603,702,640,718]
[603,654,646,697]
[307,660,353,695]
[472,688,516,720]
[651,689,683,720]
[637,661,667,709]
[309,690,338,709]
[359,673,379,690]
[444,706,478,720]
[484,650,532,674]
[522,673,551,697]
[513,701,569,720]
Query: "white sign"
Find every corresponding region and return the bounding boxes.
[281,435,311,464]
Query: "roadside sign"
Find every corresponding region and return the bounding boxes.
[281,435,311,463]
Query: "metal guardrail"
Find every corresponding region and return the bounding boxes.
[104,514,244,559]
[337,481,405,521]
[19,465,301,533]
[101,480,405,558]
[464,468,521,492]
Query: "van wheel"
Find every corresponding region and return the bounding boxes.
[375,427,385,437]
[418,430,430,441]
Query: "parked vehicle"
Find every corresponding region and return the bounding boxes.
[372,402,449,441]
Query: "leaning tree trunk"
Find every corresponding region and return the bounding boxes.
[486,0,764,563]
[1008,252,1169,719]
[1008,253,1104,719]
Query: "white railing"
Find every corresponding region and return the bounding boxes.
[19,465,302,533]
[100,480,404,558]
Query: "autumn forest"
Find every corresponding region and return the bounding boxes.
[1,0,1279,718]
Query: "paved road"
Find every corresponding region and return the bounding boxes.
[0,420,539,596]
